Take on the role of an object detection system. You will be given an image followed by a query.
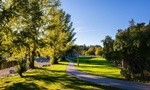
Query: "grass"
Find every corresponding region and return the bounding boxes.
[69,57,124,79]
[0,60,123,90]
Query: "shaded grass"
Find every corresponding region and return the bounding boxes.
[70,57,124,79]
[0,60,123,90]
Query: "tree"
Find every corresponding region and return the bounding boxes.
[4,0,48,68]
[101,36,115,61]
[129,19,135,28]
[73,45,82,66]
[0,0,75,68]
[16,58,28,77]
[43,7,76,64]
[86,47,95,56]
[0,0,18,60]
[113,21,150,80]
[95,47,103,56]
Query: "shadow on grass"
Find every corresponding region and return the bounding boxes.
[5,82,47,90]
[3,61,123,90]
[62,75,123,90]
[89,60,113,65]
[24,73,122,90]
[25,67,122,90]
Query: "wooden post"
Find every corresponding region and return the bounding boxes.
[77,53,79,66]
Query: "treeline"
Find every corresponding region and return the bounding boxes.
[102,19,150,81]
[72,45,103,56]
[0,0,75,69]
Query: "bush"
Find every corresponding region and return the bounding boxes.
[121,68,150,81]
[143,70,150,80]
[130,71,150,81]
[16,58,28,77]
[120,69,131,80]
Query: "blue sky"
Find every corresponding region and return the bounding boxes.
[61,0,150,46]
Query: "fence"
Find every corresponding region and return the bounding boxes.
[0,60,17,70]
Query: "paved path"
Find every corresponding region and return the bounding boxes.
[35,57,50,67]
[0,57,50,78]
[66,58,150,90]
[0,66,16,78]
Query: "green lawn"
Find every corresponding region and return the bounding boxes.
[0,61,122,90]
[70,57,124,79]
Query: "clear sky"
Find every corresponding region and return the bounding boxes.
[61,0,150,46]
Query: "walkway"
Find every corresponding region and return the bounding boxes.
[66,58,150,90]
[35,57,50,67]
[0,57,50,78]
[0,66,16,78]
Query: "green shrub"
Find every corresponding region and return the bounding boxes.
[131,73,141,80]
[143,70,150,81]
[120,69,131,80]
[121,69,150,81]
[16,58,28,77]
[130,71,150,81]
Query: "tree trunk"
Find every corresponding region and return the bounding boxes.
[122,59,127,69]
[29,43,36,69]
[19,71,23,77]
[50,55,58,64]
[50,49,58,65]
[30,50,35,68]
[114,60,117,66]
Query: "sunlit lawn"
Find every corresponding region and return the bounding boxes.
[70,57,124,79]
[0,61,122,90]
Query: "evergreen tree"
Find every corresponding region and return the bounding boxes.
[0,0,15,60]
[0,0,76,67]
[101,36,115,61]
[43,8,75,64]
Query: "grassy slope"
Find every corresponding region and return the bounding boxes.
[70,57,124,79]
[0,61,122,90]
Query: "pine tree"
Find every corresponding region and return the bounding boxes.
[43,8,75,64]
[0,0,15,60]
[0,0,76,66]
